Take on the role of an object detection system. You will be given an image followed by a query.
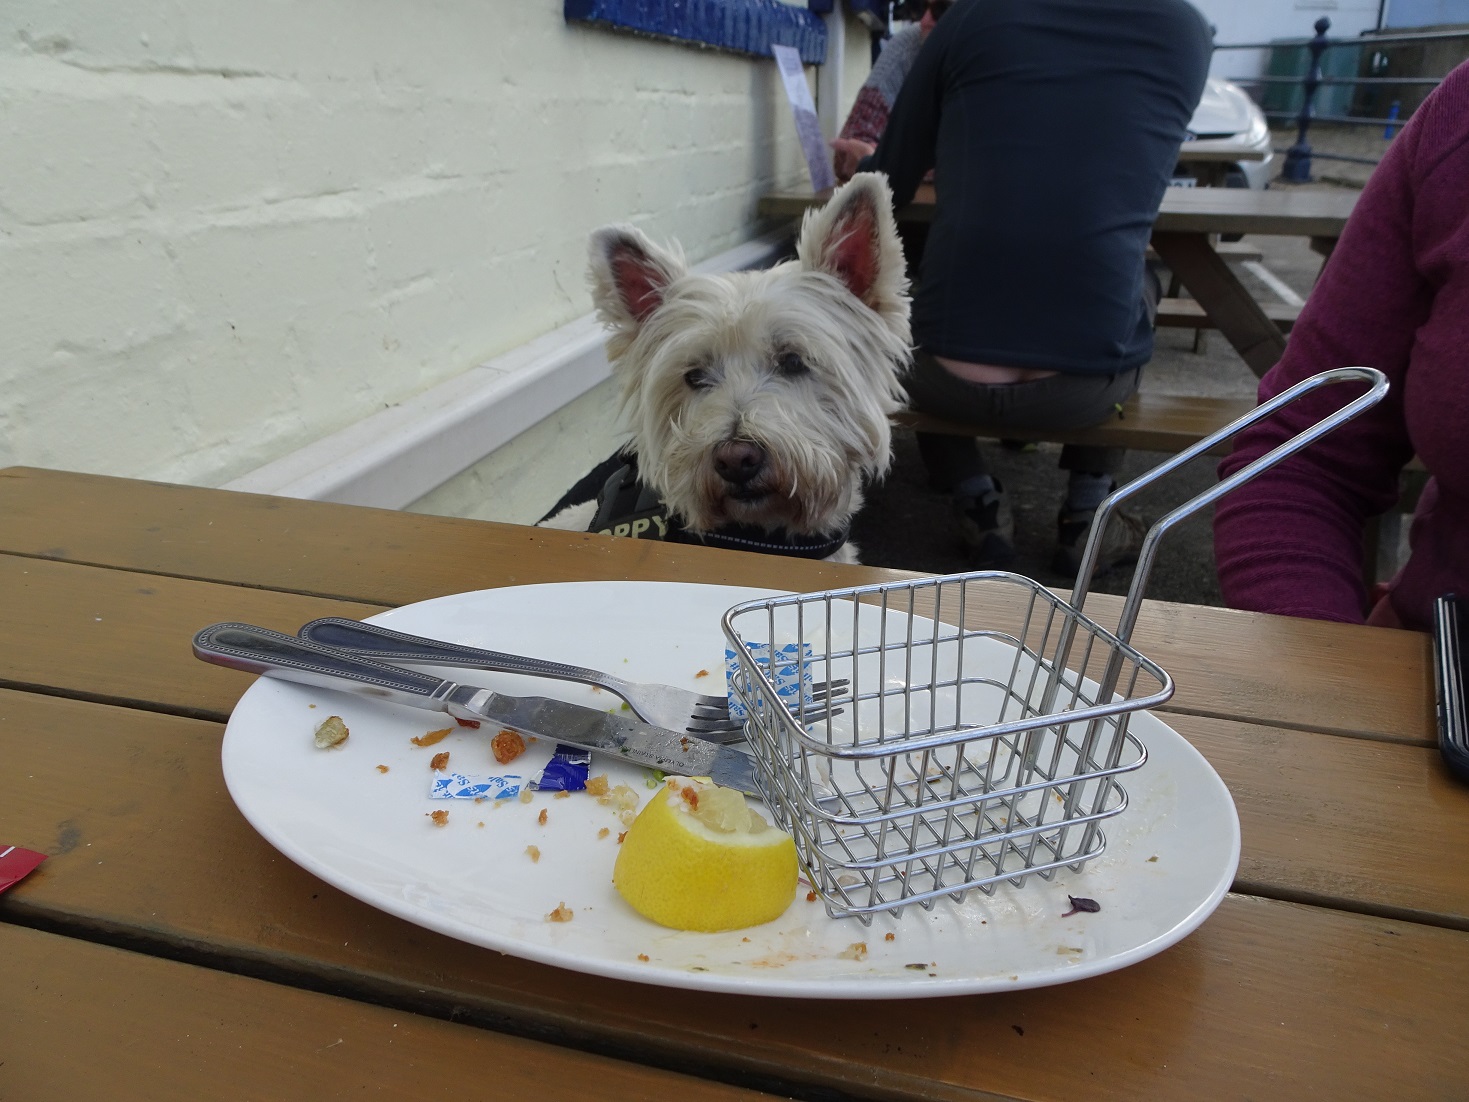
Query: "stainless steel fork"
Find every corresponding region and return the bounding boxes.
[298,617,843,740]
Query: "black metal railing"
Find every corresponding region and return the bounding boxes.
[1214,19,1464,181]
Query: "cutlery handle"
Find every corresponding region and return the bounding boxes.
[298,617,631,694]
[193,622,454,712]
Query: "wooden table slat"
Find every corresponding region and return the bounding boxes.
[0,470,1435,743]
[0,924,776,1102]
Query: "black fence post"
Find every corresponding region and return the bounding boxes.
[1281,17,1332,183]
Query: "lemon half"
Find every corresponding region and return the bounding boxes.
[613,777,798,932]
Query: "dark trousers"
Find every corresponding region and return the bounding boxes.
[903,351,1144,490]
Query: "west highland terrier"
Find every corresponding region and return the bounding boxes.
[542,173,912,564]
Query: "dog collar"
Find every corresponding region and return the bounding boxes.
[589,459,848,560]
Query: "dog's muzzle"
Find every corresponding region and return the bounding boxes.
[713,440,768,500]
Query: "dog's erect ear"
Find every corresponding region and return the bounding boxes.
[796,172,907,319]
[588,225,687,336]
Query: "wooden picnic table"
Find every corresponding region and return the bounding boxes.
[759,184,1360,379]
[2,465,1465,1100]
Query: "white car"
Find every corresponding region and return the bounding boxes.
[1179,77,1275,189]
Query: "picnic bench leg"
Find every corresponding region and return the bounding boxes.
[1151,231,1289,378]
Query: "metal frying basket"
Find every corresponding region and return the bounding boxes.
[723,367,1388,922]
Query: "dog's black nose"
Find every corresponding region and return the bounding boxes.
[714,440,766,486]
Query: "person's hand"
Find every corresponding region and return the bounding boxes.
[830,139,877,184]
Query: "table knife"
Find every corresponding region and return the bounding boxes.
[193,622,764,798]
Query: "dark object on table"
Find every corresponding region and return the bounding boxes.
[1431,594,1469,783]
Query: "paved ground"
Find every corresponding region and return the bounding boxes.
[849,175,1366,610]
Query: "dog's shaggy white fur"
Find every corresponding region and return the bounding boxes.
[549,173,911,564]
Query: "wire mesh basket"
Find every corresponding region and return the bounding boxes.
[722,367,1388,922]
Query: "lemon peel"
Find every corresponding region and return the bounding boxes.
[612,777,797,932]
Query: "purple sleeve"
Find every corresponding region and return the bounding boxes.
[1211,97,1433,623]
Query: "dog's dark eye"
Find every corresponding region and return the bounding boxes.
[683,365,713,390]
[774,351,808,377]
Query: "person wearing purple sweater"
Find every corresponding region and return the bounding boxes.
[1213,61,1469,633]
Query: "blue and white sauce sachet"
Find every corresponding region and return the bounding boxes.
[725,641,814,721]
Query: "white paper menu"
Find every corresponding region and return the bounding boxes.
[772,44,837,193]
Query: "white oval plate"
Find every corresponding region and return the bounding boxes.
[221,581,1239,999]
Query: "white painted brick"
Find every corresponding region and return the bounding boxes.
[1,0,856,488]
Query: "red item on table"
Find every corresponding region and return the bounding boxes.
[0,845,47,894]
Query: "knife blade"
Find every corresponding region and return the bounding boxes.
[192,622,763,797]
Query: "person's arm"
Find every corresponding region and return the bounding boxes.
[1212,107,1431,623]
[859,18,949,206]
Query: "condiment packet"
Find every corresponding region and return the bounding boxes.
[429,773,523,800]
[0,845,47,894]
[725,641,814,721]
[534,744,591,792]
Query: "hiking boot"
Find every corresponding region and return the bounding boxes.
[1051,505,1148,578]
[954,482,1015,570]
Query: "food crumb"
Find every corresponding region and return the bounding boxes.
[411,727,452,748]
[546,902,573,923]
[694,668,710,678]
[427,809,448,827]
[454,717,481,729]
[525,845,541,863]
[375,764,389,774]
[597,827,610,839]
[806,891,817,903]
[884,932,895,942]
[1147,855,1159,863]
[518,790,534,804]
[492,729,526,764]
[637,953,650,962]
[839,942,868,961]
[617,831,628,844]
[585,774,610,797]
[477,822,484,828]
[554,790,571,800]
[537,808,548,826]
[313,715,349,749]
[430,751,450,772]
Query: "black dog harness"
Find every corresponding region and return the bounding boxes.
[589,457,848,560]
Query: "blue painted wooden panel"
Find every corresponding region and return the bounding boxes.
[564,0,828,64]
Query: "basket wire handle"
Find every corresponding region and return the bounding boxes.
[1070,365,1389,646]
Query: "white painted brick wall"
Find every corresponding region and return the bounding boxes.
[1,0,853,487]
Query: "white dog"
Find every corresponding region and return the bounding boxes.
[544,173,911,564]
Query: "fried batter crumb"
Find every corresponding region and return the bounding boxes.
[375,764,389,773]
[525,845,541,863]
[427,809,448,827]
[554,790,570,799]
[839,942,868,961]
[617,831,628,844]
[411,727,452,748]
[492,728,526,764]
[885,932,895,942]
[546,902,573,922]
[585,774,610,797]
[694,668,710,678]
[537,808,548,826]
[313,715,349,749]
[454,717,481,728]
[430,751,450,771]
[806,890,818,903]
[518,790,534,804]
[597,827,610,839]
[637,953,650,962]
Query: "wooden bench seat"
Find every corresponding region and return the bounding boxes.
[894,391,1257,456]
[1146,240,1263,265]
[1156,296,1302,332]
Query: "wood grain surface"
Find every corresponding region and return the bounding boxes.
[0,469,1434,742]
[0,924,779,1102]
[3,688,1466,1101]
